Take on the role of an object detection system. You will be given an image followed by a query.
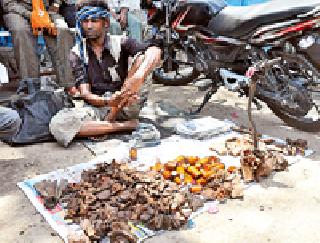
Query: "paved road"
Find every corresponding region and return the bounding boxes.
[0,85,319,243]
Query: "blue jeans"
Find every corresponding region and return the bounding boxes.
[0,106,21,139]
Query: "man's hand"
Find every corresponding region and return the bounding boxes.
[122,76,145,96]
[107,90,139,108]
[80,83,110,107]
[105,90,140,122]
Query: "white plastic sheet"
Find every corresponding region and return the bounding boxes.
[18,131,313,242]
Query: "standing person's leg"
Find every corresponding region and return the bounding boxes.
[109,16,123,35]
[0,106,21,139]
[3,13,40,79]
[127,12,143,42]
[45,15,75,88]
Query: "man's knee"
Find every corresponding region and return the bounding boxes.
[135,46,161,71]
[0,108,21,137]
[135,54,145,65]
[139,46,161,68]
[4,109,21,129]
[148,46,162,65]
[49,107,96,147]
[7,109,21,134]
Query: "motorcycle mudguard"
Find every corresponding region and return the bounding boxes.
[179,0,226,27]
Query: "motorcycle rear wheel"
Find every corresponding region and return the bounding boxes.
[267,102,320,132]
[153,46,199,86]
[259,53,320,132]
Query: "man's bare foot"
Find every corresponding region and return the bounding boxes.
[121,119,139,129]
[78,120,139,137]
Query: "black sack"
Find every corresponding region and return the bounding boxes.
[3,79,73,145]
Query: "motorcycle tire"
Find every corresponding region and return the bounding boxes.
[153,67,199,86]
[257,51,320,132]
[153,44,200,86]
[267,102,320,132]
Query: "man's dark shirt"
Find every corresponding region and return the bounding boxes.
[69,36,152,95]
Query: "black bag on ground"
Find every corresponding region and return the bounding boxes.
[3,78,73,144]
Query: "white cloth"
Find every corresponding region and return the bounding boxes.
[0,63,9,84]
[107,0,140,10]
[175,117,233,139]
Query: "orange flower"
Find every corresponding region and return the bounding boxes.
[176,155,186,163]
[183,163,190,169]
[187,156,199,165]
[195,163,202,170]
[202,170,213,179]
[184,174,193,184]
[213,163,225,170]
[155,161,163,172]
[196,178,207,185]
[174,177,181,185]
[187,166,196,174]
[176,166,185,174]
[227,166,237,173]
[162,170,171,180]
[190,185,202,193]
[199,157,210,164]
[203,164,213,171]
[208,156,220,163]
[188,167,200,178]
[164,161,176,171]
[150,165,156,171]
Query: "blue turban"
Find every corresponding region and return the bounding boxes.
[75,6,110,82]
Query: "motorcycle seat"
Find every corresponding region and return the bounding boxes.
[208,0,320,38]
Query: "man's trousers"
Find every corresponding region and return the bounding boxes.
[109,11,147,42]
[3,13,74,87]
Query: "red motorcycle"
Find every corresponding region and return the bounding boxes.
[146,0,320,132]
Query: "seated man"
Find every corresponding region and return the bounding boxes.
[0,106,21,140]
[2,0,74,87]
[108,0,147,42]
[49,0,161,147]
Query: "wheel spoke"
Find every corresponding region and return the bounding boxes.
[158,47,196,80]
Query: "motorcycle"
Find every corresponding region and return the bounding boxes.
[145,0,320,132]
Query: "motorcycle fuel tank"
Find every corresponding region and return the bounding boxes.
[180,0,227,27]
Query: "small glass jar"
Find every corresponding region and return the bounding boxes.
[129,146,138,161]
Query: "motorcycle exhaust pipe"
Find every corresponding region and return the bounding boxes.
[219,68,250,91]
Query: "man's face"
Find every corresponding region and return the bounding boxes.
[81,18,109,40]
